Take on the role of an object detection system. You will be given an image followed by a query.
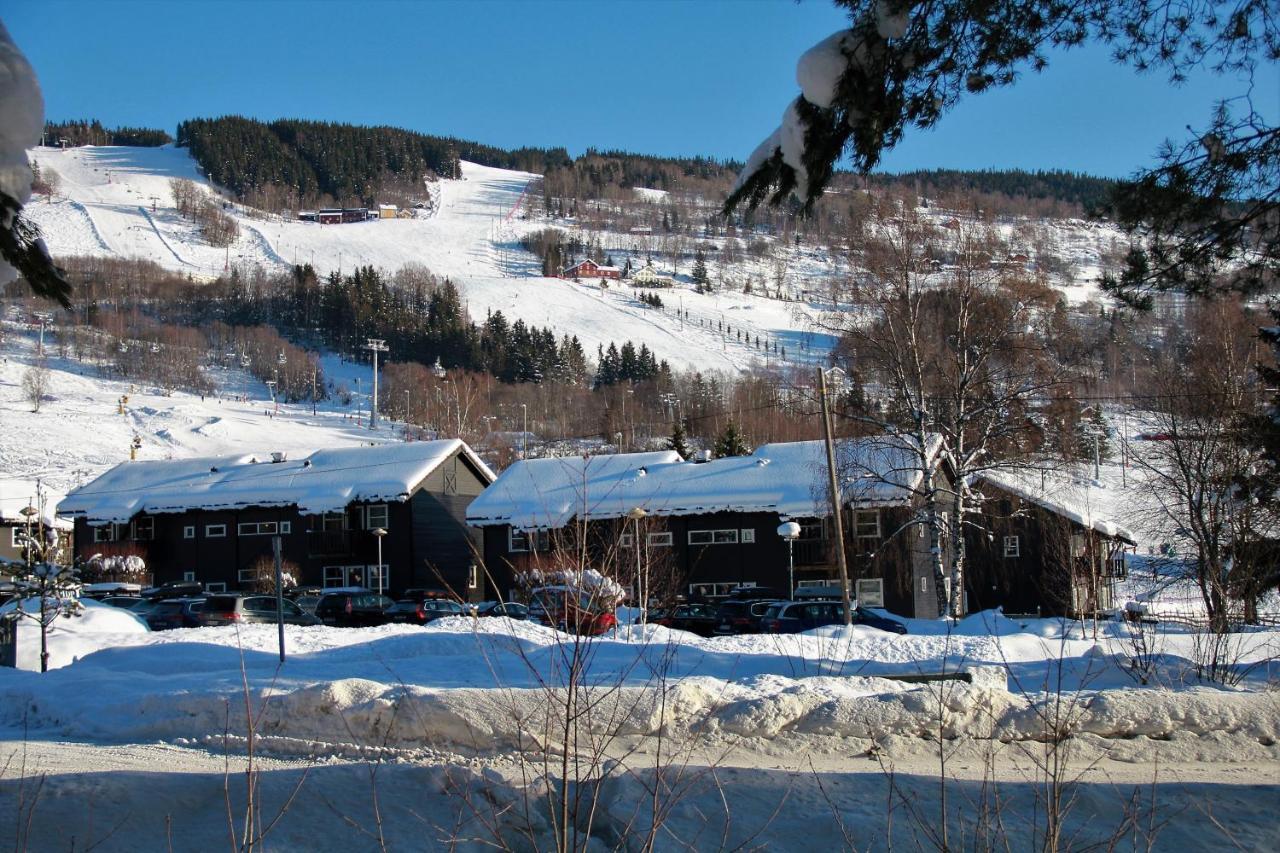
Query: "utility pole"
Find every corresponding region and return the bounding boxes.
[818,368,853,626]
[365,339,388,429]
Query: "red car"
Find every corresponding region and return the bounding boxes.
[529,586,617,636]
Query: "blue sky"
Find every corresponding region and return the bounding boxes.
[6,0,1275,178]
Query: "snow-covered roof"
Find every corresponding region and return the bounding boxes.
[58,440,494,525]
[0,480,72,530]
[466,436,941,530]
[970,469,1135,544]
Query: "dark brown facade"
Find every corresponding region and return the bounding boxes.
[963,481,1132,617]
[70,450,491,600]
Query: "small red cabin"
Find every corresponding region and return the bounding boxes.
[561,259,621,280]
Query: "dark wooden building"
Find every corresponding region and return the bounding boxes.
[58,441,494,600]
[965,471,1135,617]
[466,438,957,618]
[1,480,73,575]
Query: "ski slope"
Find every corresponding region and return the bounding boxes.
[24,145,835,373]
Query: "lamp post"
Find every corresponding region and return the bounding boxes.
[777,521,801,599]
[365,339,388,429]
[371,527,387,596]
[627,507,648,636]
[520,403,528,458]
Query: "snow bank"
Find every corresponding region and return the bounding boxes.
[0,598,148,670]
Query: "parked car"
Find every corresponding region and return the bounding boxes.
[713,598,783,635]
[648,603,719,637]
[477,601,530,620]
[143,581,205,601]
[98,595,144,609]
[314,589,396,627]
[293,595,322,615]
[199,593,320,627]
[759,601,908,635]
[529,586,617,636]
[145,597,205,630]
[399,588,453,602]
[386,597,467,625]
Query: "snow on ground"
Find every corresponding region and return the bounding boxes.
[23,145,837,373]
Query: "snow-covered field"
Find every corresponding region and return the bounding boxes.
[0,606,1276,850]
[24,145,838,373]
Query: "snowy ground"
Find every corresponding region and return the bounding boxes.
[0,609,1276,850]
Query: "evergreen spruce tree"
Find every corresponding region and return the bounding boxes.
[714,422,750,458]
[667,420,691,459]
[691,250,709,291]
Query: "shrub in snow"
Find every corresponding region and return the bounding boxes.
[515,567,626,608]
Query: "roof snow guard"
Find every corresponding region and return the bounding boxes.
[59,440,495,525]
[466,436,941,530]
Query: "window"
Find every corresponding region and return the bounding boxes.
[1003,535,1021,558]
[183,571,196,582]
[238,568,256,584]
[367,564,388,590]
[365,504,388,530]
[797,578,839,588]
[183,525,195,539]
[10,527,24,548]
[689,581,737,599]
[855,578,885,607]
[468,563,478,589]
[798,519,826,540]
[238,521,280,536]
[647,532,673,547]
[205,582,226,593]
[321,512,345,532]
[509,528,549,553]
[740,529,756,544]
[853,510,880,539]
[323,566,348,587]
[93,525,114,543]
[619,533,635,548]
[132,517,154,541]
[280,521,291,534]
[688,529,738,545]
[206,524,227,538]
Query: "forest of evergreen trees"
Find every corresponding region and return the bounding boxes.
[868,168,1118,212]
[174,116,570,208]
[42,120,172,147]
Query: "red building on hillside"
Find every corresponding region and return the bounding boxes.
[561,259,621,280]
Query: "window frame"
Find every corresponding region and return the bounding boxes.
[740,529,756,544]
[183,525,195,539]
[132,516,155,541]
[688,529,739,546]
[10,527,23,548]
[205,582,227,593]
[205,524,227,538]
[183,571,196,582]
[646,531,673,547]
[853,509,880,539]
[237,521,280,537]
[238,568,256,584]
[365,503,389,530]
[93,525,114,543]
[1003,535,1021,558]
[618,533,634,548]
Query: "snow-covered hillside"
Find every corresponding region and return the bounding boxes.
[24,145,837,373]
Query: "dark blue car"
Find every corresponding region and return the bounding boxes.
[760,601,908,635]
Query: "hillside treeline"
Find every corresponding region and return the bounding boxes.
[868,168,1118,215]
[43,120,172,147]
[175,116,570,210]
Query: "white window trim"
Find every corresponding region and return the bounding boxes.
[132,517,155,541]
[183,525,195,539]
[323,566,347,587]
[688,529,739,545]
[509,528,530,553]
[183,571,196,582]
[237,521,280,536]
[238,568,256,583]
[1003,535,1021,558]
[93,525,114,543]
[647,532,672,547]
[367,564,388,588]
[206,524,227,538]
[689,581,736,598]
[619,533,634,548]
[205,582,226,593]
[854,509,880,539]
[740,529,756,544]
[365,503,389,530]
[10,527,23,548]
[468,563,478,589]
[280,521,291,534]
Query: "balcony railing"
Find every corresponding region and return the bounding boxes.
[307,530,353,556]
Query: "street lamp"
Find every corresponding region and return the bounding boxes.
[627,507,648,636]
[371,527,388,596]
[777,521,801,599]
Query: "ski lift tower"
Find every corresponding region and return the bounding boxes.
[365,338,389,429]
